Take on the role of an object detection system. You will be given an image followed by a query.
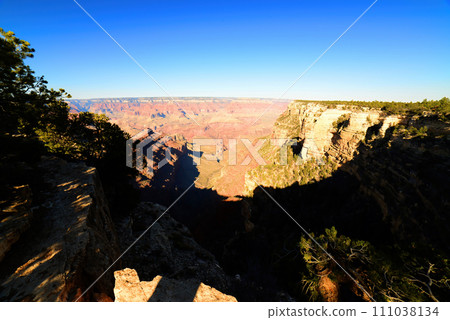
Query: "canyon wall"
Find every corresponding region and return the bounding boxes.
[293,102,404,161]
[244,101,407,195]
[0,156,238,301]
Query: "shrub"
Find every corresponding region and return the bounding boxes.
[332,114,351,132]
[299,227,449,302]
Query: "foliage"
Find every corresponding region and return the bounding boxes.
[0,28,72,135]
[393,125,428,139]
[0,28,136,214]
[299,228,450,302]
[299,227,374,300]
[0,28,129,164]
[332,114,351,132]
[294,98,450,120]
[36,112,129,163]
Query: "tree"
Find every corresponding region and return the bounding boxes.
[299,227,374,301]
[0,28,71,135]
[0,28,129,164]
[299,227,450,302]
[1,27,135,215]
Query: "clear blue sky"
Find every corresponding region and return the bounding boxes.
[1,0,449,101]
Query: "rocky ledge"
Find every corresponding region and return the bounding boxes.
[114,268,237,302]
[0,157,119,301]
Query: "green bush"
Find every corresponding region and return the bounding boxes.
[332,114,351,132]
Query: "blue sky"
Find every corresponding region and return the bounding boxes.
[1,0,449,101]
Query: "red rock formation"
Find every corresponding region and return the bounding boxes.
[68,97,289,140]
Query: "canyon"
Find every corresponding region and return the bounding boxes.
[117,99,449,301]
[1,98,449,302]
[2,2,450,305]
[68,97,290,197]
[68,97,289,139]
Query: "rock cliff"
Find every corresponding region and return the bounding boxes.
[0,157,120,301]
[244,101,407,195]
[233,115,450,301]
[292,102,404,161]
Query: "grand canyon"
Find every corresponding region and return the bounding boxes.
[68,97,290,196]
[2,93,449,302]
[1,0,450,308]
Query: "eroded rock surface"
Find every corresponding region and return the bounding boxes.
[0,157,119,301]
[277,102,406,162]
[244,102,407,195]
[113,268,237,302]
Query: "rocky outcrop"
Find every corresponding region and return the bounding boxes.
[0,157,119,301]
[0,185,32,263]
[115,202,231,293]
[244,102,407,195]
[278,102,406,162]
[137,133,188,184]
[113,268,237,302]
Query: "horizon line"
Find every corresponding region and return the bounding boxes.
[66,95,448,103]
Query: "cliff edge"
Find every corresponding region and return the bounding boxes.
[0,157,120,301]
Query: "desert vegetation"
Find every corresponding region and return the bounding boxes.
[295,99,450,120]
[300,227,449,302]
[332,114,351,132]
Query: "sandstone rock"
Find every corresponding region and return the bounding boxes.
[113,268,237,302]
[243,101,409,195]
[270,102,409,163]
[193,283,237,302]
[0,157,119,301]
[113,268,159,302]
[318,276,339,302]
